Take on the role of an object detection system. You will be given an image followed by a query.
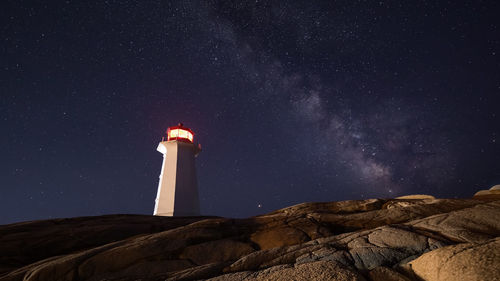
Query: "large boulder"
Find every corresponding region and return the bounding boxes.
[407,200,500,243]
[472,185,500,199]
[409,237,500,281]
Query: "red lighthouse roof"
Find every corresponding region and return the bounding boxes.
[167,123,194,143]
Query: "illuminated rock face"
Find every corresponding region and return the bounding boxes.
[154,139,200,216]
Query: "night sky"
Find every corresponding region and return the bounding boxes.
[1,1,500,224]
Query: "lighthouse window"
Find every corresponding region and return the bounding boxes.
[168,128,193,142]
[169,129,179,138]
[179,129,188,139]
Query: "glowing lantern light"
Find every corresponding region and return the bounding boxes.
[167,124,194,143]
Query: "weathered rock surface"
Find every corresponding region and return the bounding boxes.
[409,237,500,281]
[395,194,435,200]
[0,197,498,281]
[473,185,500,199]
[368,266,411,281]
[208,261,366,281]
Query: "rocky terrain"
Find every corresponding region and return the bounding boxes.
[1,189,499,281]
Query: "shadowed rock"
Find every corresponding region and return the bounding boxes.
[368,266,412,281]
[0,215,210,275]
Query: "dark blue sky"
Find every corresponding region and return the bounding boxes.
[1,1,499,224]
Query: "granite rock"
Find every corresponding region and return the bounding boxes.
[0,197,498,281]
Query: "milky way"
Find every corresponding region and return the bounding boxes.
[1,1,499,223]
[196,1,492,196]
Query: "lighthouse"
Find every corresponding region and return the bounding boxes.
[154,123,201,216]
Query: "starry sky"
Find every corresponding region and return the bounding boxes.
[1,1,499,224]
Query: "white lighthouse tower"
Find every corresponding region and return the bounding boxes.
[154,123,201,216]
